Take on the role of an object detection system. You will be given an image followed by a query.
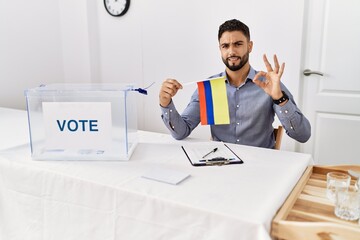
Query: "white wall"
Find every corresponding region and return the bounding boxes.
[0,0,64,108]
[0,0,305,151]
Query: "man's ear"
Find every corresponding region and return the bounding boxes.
[248,41,253,53]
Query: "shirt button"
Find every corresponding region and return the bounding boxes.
[236,105,239,108]
[236,139,240,142]
[237,122,240,125]
[165,112,168,115]
[170,109,173,112]
[285,110,288,114]
[279,110,282,114]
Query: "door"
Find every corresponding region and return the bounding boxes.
[299,0,360,165]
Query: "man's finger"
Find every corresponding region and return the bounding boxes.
[165,79,183,90]
[278,62,285,78]
[273,55,280,73]
[253,71,266,88]
[263,54,273,72]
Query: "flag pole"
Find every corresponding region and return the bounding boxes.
[182,76,225,87]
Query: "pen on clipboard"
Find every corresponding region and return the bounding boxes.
[181,144,244,167]
[202,147,218,158]
[199,157,235,162]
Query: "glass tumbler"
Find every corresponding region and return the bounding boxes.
[326,172,351,203]
[335,188,360,221]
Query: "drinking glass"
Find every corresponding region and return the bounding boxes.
[335,188,360,221]
[326,172,351,203]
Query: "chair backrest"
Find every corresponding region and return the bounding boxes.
[211,126,284,149]
[274,126,284,150]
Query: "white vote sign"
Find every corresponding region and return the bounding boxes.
[42,102,112,150]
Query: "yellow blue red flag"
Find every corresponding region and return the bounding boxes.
[197,76,230,125]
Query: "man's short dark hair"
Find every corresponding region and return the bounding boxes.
[218,19,250,41]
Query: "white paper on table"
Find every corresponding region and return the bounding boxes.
[141,168,190,185]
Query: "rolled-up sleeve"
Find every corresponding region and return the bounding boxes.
[160,101,193,140]
[274,96,311,143]
[160,88,202,140]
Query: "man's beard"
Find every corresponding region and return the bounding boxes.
[222,51,249,71]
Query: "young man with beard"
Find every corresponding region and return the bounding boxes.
[158,19,311,149]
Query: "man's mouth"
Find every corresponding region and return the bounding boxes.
[227,56,241,64]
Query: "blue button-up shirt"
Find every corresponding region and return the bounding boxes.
[160,67,311,148]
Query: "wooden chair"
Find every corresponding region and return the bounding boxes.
[274,126,284,150]
[211,126,284,150]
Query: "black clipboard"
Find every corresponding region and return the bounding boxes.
[181,143,243,167]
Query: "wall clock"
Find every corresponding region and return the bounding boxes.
[104,0,130,17]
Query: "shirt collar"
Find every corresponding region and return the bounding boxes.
[223,66,256,85]
[247,66,257,81]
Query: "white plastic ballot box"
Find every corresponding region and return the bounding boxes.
[24,84,138,160]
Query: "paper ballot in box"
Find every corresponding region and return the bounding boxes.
[25,84,138,161]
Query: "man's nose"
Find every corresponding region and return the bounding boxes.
[227,46,235,55]
[229,43,238,52]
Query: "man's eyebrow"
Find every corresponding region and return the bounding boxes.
[220,40,244,46]
[233,40,244,44]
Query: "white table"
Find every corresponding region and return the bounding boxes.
[0,108,313,240]
[0,107,30,150]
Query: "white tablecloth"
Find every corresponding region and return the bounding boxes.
[0,108,30,150]
[0,108,313,240]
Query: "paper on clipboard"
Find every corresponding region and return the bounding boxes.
[181,142,243,166]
